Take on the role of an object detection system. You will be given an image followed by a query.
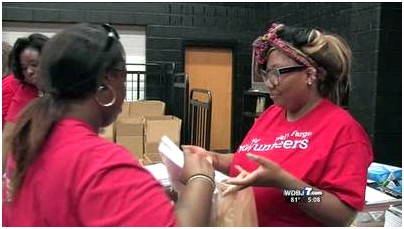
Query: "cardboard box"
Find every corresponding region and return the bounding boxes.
[116,116,144,136]
[116,116,145,157]
[144,116,182,155]
[144,142,160,155]
[130,100,165,116]
[143,153,163,165]
[144,141,180,155]
[144,116,182,143]
[117,102,131,119]
[99,123,115,142]
[116,136,144,159]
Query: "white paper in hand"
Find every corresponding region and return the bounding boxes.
[158,136,230,191]
[158,136,185,192]
[144,163,171,187]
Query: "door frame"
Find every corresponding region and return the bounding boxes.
[181,39,238,152]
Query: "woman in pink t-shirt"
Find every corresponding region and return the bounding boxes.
[3,23,215,227]
[2,73,19,127]
[2,41,18,124]
[2,34,49,170]
[184,23,373,226]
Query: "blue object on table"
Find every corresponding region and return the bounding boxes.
[368,164,391,183]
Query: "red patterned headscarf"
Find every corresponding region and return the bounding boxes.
[253,23,319,79]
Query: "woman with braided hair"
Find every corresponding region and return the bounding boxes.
[183,23,373,226]
[3,23,215,226]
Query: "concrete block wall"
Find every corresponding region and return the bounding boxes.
[374,3,401,166]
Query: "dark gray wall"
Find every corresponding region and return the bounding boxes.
[3,2,401,165]
[374,3,401,166]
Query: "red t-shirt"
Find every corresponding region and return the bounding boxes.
[2,74,20,126]
[2,118,176,226]
[230,99,373,227]
[4,83,38,123]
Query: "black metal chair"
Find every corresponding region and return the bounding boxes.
[188,89,212,150]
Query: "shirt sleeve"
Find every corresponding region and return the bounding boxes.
[5,96,21,123]
[75,148,177,226]
[5,86,37,123]
[2,76,19,126]
[317,124,373,211]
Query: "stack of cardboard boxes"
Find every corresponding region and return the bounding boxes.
[99,100,182,165]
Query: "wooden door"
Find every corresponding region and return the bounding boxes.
[185,47,233,151]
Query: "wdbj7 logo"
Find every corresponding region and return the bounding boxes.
[283,187,323,203]
[283,187,323,197]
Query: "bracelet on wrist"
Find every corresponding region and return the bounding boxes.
[186,174,215,189]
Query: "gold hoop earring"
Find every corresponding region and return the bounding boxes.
[95,85,116,107]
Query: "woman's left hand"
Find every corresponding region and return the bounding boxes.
[224,153,291,189]
[224,153,358,226]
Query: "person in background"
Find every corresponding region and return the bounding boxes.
[2,23,215,226]
[183,22,373,227]
[2,34,49,169]
[2,41,18,128]
[2,41,13,78]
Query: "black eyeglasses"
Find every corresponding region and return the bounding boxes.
[101,23,120,52]
[260,65,306,84]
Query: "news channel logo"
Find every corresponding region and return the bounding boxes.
[283,187,323,203]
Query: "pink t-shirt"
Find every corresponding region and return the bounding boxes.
[2,74,20,126]
[230,99,373,227]
[5,83,38,123]
[3,118,176,226]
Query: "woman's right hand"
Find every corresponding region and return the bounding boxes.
[181,145,214,164]
[181,149,214,184]
[175,148,215,226]
[182,145,234,175]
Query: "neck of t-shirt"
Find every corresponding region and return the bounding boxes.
[285,97,323,122]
